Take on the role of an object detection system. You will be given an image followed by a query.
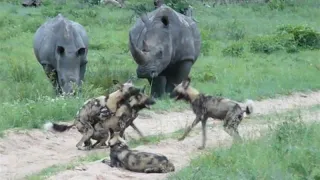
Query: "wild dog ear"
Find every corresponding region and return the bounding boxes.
[109,128,114,134]
[182,77,191,88]
[113,80,120,85]
[113,80,123,90]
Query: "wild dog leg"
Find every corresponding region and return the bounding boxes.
[223,110,243,142]
[91,136,110,149]
[84,139,92,147]
[199,117,208,150]
[144,167,162,173]
[76,125,94,150]
[178,115,202,141]
[130,122,144,138]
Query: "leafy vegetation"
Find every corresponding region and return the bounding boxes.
[0,0,319,132]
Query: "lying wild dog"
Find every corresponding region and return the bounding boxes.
[44,79,141,150]
[170,77,254,150]
[88,87,156,149]
[101,128,175,173]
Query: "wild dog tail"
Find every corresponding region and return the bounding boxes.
[243,99,254,116]
[43,122,75,132]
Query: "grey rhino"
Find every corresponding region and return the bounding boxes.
[129,4,201,98]
[33,14,89,95]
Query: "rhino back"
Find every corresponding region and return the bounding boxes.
[33,14,88,65]
[129,5,201,64]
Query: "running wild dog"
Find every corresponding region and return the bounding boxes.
[88,86,156,149]
[170,77,254,149]
[44,79,141,150]
[102,129,175,173]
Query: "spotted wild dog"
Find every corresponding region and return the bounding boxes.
[87,86,156,149]
[101,129,175,173]
[170,77,254,149]
[44,79,141,150]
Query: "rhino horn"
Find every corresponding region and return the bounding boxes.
[129,32,147,65]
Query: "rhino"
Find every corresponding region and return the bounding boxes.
[129,5,201,98]
[33,14,89,95]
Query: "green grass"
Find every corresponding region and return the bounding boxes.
[0,0,319,132]
[168,113,320,180]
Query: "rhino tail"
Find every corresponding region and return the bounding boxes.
[43,121,75,132]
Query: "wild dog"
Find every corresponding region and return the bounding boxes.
[101,129,175,173]
[169,77,254,150]
[43,79,141,150]
[88,86,156,149]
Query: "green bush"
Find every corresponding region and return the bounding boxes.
[225,20,246,41]
[222,42,245,57]
[268,0,295,10]
[192,65,216,83]
[277,25,320,50]
[249,32,297,54]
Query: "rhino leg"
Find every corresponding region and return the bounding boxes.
[42,64,62,95]
[148,76,166,98]
[165,60,193,94]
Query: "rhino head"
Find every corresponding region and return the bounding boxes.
[55,45,87,95]
[130,14,173,79]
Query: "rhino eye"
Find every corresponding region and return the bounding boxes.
[157,50,163,57]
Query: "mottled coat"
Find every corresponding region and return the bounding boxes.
[170,77,254,149]
[103,130,175,173]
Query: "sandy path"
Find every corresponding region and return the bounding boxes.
[0,91,319,179]
[49,110,320,180]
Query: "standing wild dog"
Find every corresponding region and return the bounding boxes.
[88,86,156,149]
[102,129,175,173]
[44,79,141,150]
[170,77,254,149]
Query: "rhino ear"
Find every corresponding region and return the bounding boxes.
[57,46,65,56]
[161,15,169,27]
[77,47,86,57]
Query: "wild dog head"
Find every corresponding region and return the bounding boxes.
[129,85,156,111]
[112,79,141,100]
[104,79,141,113]
[169,77,199,103]
[107,128,127,148]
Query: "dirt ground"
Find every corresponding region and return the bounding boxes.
[0,91,319,180]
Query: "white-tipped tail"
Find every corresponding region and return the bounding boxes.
[43,122,54,131]
[244,99,254,115]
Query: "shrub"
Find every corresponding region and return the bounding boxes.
[249,32,296,54]
[192,65,216,83]
[222,42,245,57]
[277,25,320,50]
[268,0,295,10]
[225,20,246,41]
